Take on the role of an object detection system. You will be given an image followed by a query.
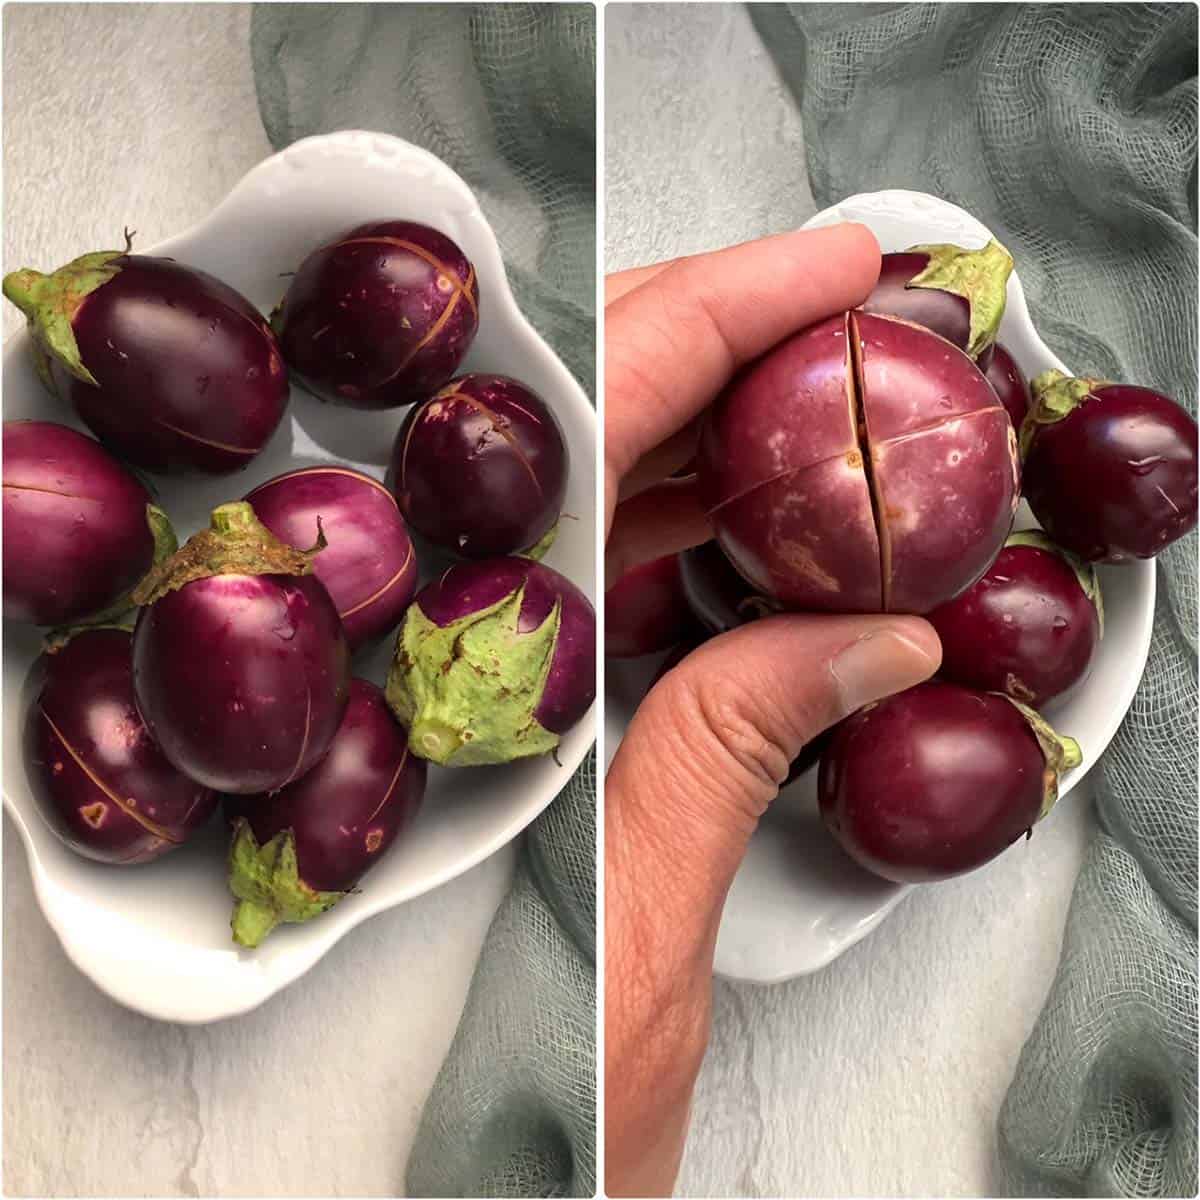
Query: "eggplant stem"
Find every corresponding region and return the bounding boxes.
[232,898,279,948]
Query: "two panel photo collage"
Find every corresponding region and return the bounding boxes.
[2,2,1197,1198]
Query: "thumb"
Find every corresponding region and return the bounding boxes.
[609,613,942,914]
[605,613,940,1195]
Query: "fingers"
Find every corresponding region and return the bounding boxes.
[616,417,702,503]
[604,222,881,516]
[606,260,675,303]
[613,613,941,876]
[604,613,940,1196]
[606,478,710,581]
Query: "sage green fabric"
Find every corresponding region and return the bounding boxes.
[251,6,596,1195]
[752,4,1197,1195]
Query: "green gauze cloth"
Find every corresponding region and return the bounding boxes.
[251,6,597,1194]
[753,4,1197,1195]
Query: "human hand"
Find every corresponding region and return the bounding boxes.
[604,224,943,1196]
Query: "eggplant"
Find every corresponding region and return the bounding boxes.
[3,247,289,473]
[23,629,215,863]
[698,311,1019,614]
[245,466,417,651]
[387,557,595,766]
[860,240,1013,365]
[274,220,479,409]
[3,419,174,627]
[985,343,1031,431]
[391,373,568,559]
[223,679,426,947]
[605,553,699,658]
[131,502,350,793]
[818,680,1081,882]
[928,530,1102,707]
[1021,371,1198,562]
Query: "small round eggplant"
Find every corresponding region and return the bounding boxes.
[131,502,351,793]
[391,374,567,558]
[23,629,216,863]
[678,541,780,635]
[387,557,595,766]
[860,240,1013,364]
[818,681,1081,883]
[3,249,288,474]
[699,311,1019,614]
[223,679,426,947]
[3,420,168,626]
[985,343,1031,431]
[605,554,698,658]
[245,466,416,651]
[1021,371,1199,562]
[928,531,1102,707]
[274,220,479,410]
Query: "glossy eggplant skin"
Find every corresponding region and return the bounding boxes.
[699,311,1019,614]
[605,554,698,658]
[391,374,567,557]
[928,538,1101,707]
[416,557,595,734]
[23,629,215,863]
[132,573,351,794]
[224,679,426,892]
[818,681,1052,883]
[1024,384,1198,562]
[276,221,479,410]
[62,256,289,474]
[3,420,156,625]
[245,467,416,651]
[861,252,974,359]
[985,344,1030,431]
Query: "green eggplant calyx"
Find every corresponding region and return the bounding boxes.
[386,583,561,767]
[133,502,325,606]
[905,238,1014,360]
[227,819,344,949]
[2,248,130,390]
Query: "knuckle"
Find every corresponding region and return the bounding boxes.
[662,665,793,793]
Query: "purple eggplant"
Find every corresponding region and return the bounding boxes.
[391,374,568,558]
[244,466,417,651]
[605,553,699,658]
[985,343,1031,431]
[131,502,350,793]
[699,311,1019,614]
[23,629,215,863]
[3,420,175,627]
[860,240,1013,364]
[1021,371,1198,562]
[928,531,1102,707]
[222,678,426,947]
[818,680,1081,883]
[274,220,479,410]
[387,557,595,766]
[3,247,289,474]
[678,541,780,635]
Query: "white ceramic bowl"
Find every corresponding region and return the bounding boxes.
[604,189,1154,985]
[3,131,596,1022]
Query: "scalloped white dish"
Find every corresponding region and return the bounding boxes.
[604,189,1154,985]
[3,131,596,1022]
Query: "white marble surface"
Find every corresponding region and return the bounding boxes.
[606,5,1095,1196]
[3,6,516,1195]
